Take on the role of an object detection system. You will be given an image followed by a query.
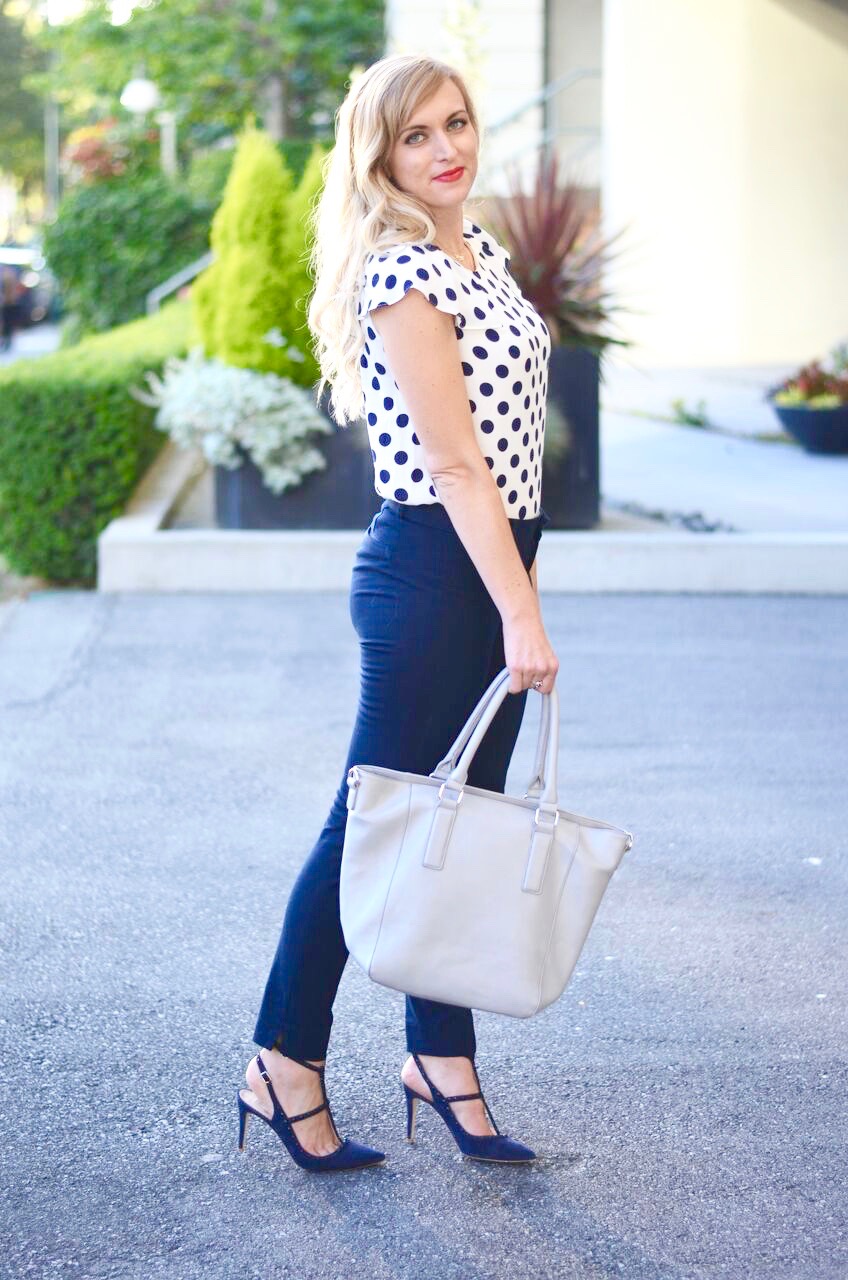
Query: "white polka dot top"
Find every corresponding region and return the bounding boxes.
[356,215,551,520]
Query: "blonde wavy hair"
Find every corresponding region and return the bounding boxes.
[306,53,483,426]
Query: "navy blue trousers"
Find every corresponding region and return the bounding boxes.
[252,497,551,1060]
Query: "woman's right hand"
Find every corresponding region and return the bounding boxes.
[502,612,559,695]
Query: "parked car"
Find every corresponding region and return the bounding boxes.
[0,245,61,326]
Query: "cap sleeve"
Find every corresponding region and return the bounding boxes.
[478,230,511,275]
[359,245,463,321]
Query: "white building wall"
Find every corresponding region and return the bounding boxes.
[601,0,848,367]
[385,0,546,193]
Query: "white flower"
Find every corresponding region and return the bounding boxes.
[129,347,334,493]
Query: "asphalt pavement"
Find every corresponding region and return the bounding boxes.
[1,588,846,1279]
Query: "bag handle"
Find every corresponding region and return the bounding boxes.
[429,667,512,781]
[523,693,551,798]
[430,669,554,799]
[441,667,560,812]
[420,669,562,886]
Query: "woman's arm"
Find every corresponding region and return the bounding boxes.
[370,289,539,627]
[370,288,558,694]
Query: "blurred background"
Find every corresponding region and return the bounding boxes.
[1,0,846,593]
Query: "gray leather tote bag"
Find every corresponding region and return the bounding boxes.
[340,666,634,1018]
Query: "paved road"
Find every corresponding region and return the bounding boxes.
[1,590,846,1279]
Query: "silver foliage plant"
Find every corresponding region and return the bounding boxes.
[130,346,334,494]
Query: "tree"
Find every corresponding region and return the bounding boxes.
[0,2,48,191]
[192,124,325,386]
[26,0,384,147]
[43,171,211,335]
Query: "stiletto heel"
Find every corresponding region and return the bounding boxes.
[404,1087,419,1142]
[236,1051,385,1172]
[237,1094,251,1151]
[402,1053,536,1164]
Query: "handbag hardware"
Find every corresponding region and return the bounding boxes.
[437,780,465,805]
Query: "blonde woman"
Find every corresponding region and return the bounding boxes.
[237,53,559,1172]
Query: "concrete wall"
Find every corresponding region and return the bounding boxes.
[600,0,848,367]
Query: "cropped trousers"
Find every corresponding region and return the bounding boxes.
[252,496,551,1061]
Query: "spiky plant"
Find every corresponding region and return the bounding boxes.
[485,149,634,369]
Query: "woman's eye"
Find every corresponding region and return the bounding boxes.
[404,118,467,145]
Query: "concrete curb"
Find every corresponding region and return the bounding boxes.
[97,442,848,594]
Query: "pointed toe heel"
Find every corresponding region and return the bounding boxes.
[236,1052,385,1172]
[402,1054,535,1164]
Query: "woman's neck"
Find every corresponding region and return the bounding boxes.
[429,209,466,255]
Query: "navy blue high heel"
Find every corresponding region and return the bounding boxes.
[403,1053,536,1163]
[237,1051,386,1172]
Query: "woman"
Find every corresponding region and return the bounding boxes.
[237,52,559,1172]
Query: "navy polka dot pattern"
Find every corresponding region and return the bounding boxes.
[355,215,551,519]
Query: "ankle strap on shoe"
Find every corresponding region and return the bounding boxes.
[288,1054,325,1075]
[286,1101,329,1124]
[255,1052,332,1128]
[412,1053,482,1105]
[412,1053,502,1135]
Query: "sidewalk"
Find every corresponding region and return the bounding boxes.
[1,587,845,1278]
[599,361,848,533]
[0,319,61,366]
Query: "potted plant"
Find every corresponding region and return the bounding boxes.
[183,124,379,528]
[484,150,634,529]
[131,344,355,525]
[764,341,848,454]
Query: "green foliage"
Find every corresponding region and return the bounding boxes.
[0,298,194,585]
[768,344,848,408]
[0,3,47,189]
[670,398,710,428]
[27,0,385,147]
[192,127,325,386]
[185,147,236,210]
[185,138,325,232]
[42,172,210,337]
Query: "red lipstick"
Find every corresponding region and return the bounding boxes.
[433,166,464,183]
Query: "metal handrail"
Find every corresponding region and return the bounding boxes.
[477,67,602,192]
[485,67,601,137]
[146,249,215,314]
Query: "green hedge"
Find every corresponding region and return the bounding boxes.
[43,174,212,343]
[0,298,194,587]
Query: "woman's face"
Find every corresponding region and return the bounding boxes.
[386,78,478,214]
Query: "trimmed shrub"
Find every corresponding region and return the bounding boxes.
[0,297,194,586]
[192,126,326,386]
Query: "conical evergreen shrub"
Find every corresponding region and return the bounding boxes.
[193,126,325,387]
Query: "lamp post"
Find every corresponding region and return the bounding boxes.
[119,74,178,176]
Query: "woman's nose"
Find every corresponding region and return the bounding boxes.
[433,135,458,161]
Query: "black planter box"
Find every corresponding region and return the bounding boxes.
[769,401,848,455]
[214,402,383,530]
[215,351,602,530]
[541,344,601,529]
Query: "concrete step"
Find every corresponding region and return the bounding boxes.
[96,441,848,594]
